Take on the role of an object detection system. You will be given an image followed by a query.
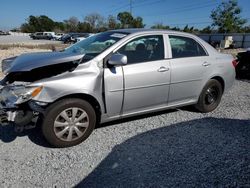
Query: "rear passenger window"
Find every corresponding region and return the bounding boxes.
[169,35,207,58]
[117,35,164,64]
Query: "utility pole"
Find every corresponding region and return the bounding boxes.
[130,0,132,15]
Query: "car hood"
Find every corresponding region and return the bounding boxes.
[1,51,85,84]
[2,51,84,74]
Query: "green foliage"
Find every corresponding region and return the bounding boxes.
[183,25,194,33]
[242,25,250,33]
[117,12,144,28]
[151,24,182,32]
[84,13,106,31]
[132,17,145,28]
[151,23,170,30]
[171,27,181,31]
[210,0,247,33]
[64,16,79,32]
[108,15,117,30]
[117,12,134,28]
[20,15,55,32]
[77,22,92,33]
[19,5,248,34]
[54,22,66,32]
[20,11,146,33]
[200,26,213,34]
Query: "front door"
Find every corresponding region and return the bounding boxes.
[117,35,171,115]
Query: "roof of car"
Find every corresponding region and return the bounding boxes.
[112,28,183,34]
[110,28,200,39]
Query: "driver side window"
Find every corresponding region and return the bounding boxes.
[117,35,164,64]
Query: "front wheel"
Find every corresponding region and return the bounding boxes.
[195,79,223,113]
[41,98,96,148]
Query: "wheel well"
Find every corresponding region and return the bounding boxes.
[211,76,225,93]
[55,93,101,122]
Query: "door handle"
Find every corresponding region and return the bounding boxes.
[202,62,211,67]
[157,66,169,72]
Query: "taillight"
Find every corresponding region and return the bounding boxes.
[232,59,238,68]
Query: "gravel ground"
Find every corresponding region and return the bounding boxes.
[0,80,249,187]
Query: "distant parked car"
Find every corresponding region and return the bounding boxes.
[51,33,64,40]
[62,33,91,44]
[0,30,10,35]
[0,29,235,147]
[235,49,250,79]
[30,32,54,40]
[76,33,95,43]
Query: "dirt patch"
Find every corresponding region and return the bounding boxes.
[220,48,246,58]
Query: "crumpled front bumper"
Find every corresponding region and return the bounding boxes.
[0,87,18,125]
[0,109,18,126]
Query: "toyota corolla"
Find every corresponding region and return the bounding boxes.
[0,29,235,147]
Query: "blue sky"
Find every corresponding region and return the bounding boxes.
[0,0,250,30]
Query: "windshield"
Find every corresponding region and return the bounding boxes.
[64,31,128,61]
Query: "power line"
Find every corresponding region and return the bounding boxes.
[132,0,215,11]
[105,2,130,14]
[168,21,212,27]
[143,2,219,17]
[157,17,250,27]
[133,0,165,9]
[106,0,218,16]
[105,0,250,27]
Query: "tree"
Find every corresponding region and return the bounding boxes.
[200,26,213,34]
[54,22,66,32]
[171,27,181,31]
[64,16,79,32]
[117,12,133,28]
[242,25,250,33]
[20,15,55,32]
[108,15,117,29]
[77,22,93,33]
[151,23,170,30]
[210,0,247,33]
[131,16,144,28]
[84,13,106,31]
[183,25,194,33]
[38,15,55,31]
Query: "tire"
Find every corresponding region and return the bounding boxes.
[195,79,223,113]
[41,98,96,148]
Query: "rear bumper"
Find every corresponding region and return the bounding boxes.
[224,67,236,92]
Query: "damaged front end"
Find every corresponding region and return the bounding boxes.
[0,82,44,127]
[0,51,85,128]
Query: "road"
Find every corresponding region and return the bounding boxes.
[0,80,250,187]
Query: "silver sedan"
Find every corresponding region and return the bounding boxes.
[0,29,235,147]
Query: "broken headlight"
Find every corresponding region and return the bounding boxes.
[0,85,44,107]
[13,85,43,104]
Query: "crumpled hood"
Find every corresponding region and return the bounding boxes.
[2,51,85,74]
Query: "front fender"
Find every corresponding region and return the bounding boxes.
[29,61,105,113]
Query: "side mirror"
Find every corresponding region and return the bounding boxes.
[108,54,127,66]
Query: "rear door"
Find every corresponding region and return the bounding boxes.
[168,35,212,105]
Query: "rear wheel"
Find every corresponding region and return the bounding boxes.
[41,98,96,148]
[195,79,223,113]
